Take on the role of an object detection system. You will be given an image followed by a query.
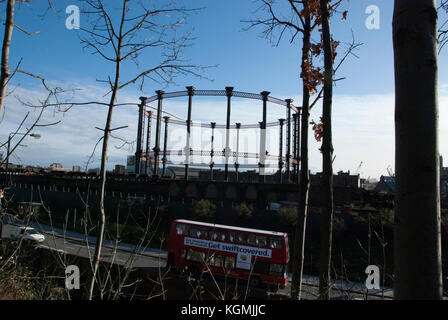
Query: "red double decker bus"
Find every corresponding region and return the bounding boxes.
[167,219,290,289]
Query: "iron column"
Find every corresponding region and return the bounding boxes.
[224,87,233,182]
[292,112,298,182]
[162,116,169,177]
[135,97,146,175]
[210,122,216,181]
[145,111,152,176]
[295,109,301,184]
[279,118,285,184]
[185,86,194,180]
[235,123,241,182]
[259,91,270,183]
[153,90,164,178]
[285,99,293,183]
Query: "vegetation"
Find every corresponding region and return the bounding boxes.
[190,199,216,223]
[231,202,253,227]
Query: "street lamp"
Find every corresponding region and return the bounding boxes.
[5,132,41,185]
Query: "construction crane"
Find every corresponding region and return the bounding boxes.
[387,165,395,177]
[355,161,363,175]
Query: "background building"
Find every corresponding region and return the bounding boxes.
[49,163,69,172]
[374,175,395,194]
[113,164,126,175]
[72,165,83,172]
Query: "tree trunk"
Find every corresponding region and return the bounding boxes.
[291,14,311,300]
[318,0,334,300]
[0,0,15,118]
[87,0,126,300]
[393,0,442,299]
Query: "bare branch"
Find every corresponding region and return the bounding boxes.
[13,24,41,36]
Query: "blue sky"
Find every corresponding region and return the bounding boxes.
[1,0,447,180]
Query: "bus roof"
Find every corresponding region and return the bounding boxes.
[174,219,287,237]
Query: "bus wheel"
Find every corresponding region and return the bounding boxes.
[249,276,261,288]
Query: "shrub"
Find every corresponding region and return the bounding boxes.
[276,206,297,232]
[190,199,216,222]
[231,202,253,226]
[333,215,345,235]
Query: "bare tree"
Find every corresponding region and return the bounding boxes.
[438,0,448,51]
[0,91,63,172]
[1,0,52,119]
[393,0,442,299]
[0,0,16,119]
[245,0,356,300]
[244,0,324,300]
[318,0,335,300]
[78,0,205,300]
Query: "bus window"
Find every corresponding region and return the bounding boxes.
[248,234,265,246]
[176,223,187,235]
[229,232,245,244]
[256,235,267,247]
[268,237,283,249]
[236,232,246,244]
[189,227,209,239]
[189,227,199,237]
[270,263,284,277]
[220,232,227,241]
[247,234,257,246]
[199,228,209,239]
[211,230,227,242]
[210,254,224,267]
[187,250,205,263]
[224,256,235,269]
[253,260,269,275]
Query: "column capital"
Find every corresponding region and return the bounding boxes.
[186,86,195,95]
[139,96,147,104]
[261,91,270,100]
